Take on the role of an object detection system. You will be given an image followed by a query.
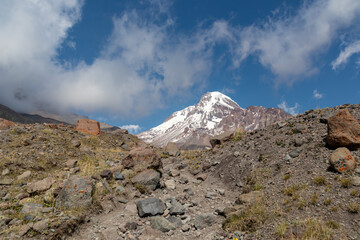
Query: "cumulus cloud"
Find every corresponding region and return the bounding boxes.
[121,124,141,134]
[233,0,360,83]
[313,90,323,99]
[0,0,230,118]
[278,101,300,116]
[332,40,360,69]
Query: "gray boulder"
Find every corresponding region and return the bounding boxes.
[131,169,160,191]
[55,176,94,209]
[136,198,165,217]
[150,216,176,232]
[194,213,216,230]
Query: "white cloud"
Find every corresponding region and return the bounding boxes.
[233,0,360,83]
[277,101,300,116]
[332,40,360,69]
[313,89,323,99]
[121,124,141,134]
[0,0,229,118]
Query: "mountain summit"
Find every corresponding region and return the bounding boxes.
[138,92,291,148]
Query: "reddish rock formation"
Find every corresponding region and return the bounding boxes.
[76,119,101,136]
[327,110,360,149]
[0,118,16,130]
[122,148,162,171]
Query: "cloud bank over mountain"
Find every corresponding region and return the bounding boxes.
[0,0,359,119]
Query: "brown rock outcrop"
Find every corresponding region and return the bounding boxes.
[76,119,101,136]
[0,118,15,130]
[122,148,162,171]
[327,110,360,149]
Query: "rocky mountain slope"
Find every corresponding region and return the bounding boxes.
[0,103,359,240]
[138,92,291,148]
[0,104,65,125]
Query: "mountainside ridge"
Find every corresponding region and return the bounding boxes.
[138,91,291,148]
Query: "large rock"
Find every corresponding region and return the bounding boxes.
[122,148,162,171]
[136,198,165,217]
[76,119,101,136]
[165,142,180,156]
[131,169,160,191]
[327,110,360,149]
[55,176,94,209]
[330,147,357,173]
[21,203,43,215]
[194,213,216,230]
[27,177,54,194]
[150,216,176,232]
[0,118,15,130]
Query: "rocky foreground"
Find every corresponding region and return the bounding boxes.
[0,104,359,240]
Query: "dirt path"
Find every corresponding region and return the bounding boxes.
[68,158,237,240]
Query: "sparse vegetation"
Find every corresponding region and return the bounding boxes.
[223,202,271,232]
[283,174,291,181]
[313,176,326,186]
[232,128,245,141]
[324,199,332,206]
[351,190,359,197]
[341,178,353,188]
[347,202,360,213]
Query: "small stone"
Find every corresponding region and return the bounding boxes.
[169,169,180,177]
[2,168,10,176]
[15,193,29,200]
[100,169,113,180]
[24,215,35,221]
[205,192,217,199]
[65,159,78,168]
[165,180,176,190]
[17,171,31,181]
[19,225,31,236]
[234,151,240,157]
[124,221,138,230]
[352,176,360,186]
[0,177,13,185]
[179,177,189,184]
[33,219,49,233]
[27,177,54,194]
[289,149,301,158]
[181,224,190,232]
[21,203,43,215]
[218,189,225,195]
[115,186,126,194]
[114,172,124,180]
[167,216,183,227]
[197,174,207,181]
[169,198,185,215]
[71,139,81,148]
[236,191,264,204]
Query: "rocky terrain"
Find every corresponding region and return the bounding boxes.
[0,103,359,240]
[138,92,291,149]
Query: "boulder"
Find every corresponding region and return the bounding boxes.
[327,110,360,149]
[55,176,94,209]
[17,171,31,181]
[136,198,165,217]
[76,119,101,136]
[194,213,216,230]
[122,148,162,171]
[150,216,176,232]
[0,118,15,130]
[26,177,54,194]
[100,169,113,180]
[165,142,180,156]
[329,147,357,173]
[131,169,160,191]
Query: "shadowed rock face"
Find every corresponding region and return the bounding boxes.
[76,119,101,136]
[138,92,291,148]
[327,109,360,150]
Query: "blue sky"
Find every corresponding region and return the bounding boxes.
[0,0,360,133]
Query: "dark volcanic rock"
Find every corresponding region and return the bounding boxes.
[136,198,165,217]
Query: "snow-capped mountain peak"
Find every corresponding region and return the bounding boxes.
[137,92,291,148]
